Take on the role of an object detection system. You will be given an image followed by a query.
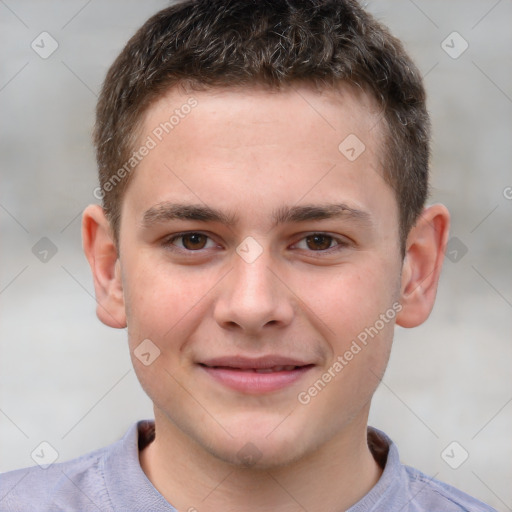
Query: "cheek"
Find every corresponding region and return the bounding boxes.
[305,261,398,341]
[320,262,399,397]
[122,256,216,345]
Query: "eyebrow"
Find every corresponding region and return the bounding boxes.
[141,202,373,229]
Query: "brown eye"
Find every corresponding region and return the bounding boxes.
[305,234,335,251]
[165,232,216,252]
[180,233,208,250]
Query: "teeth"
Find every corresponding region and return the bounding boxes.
[254,365,297,373]
[210,365,302,372]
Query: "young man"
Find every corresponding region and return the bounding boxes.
[0,1,497,511]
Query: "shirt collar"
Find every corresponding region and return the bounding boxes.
[347,427,409,511]
[102,420,176,511]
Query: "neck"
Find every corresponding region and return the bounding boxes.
[139,409,383,512]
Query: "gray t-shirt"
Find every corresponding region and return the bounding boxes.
[0,420,497,511]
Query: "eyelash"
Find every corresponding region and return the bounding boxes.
[162,231,349,255]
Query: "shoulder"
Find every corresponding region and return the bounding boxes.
[403,464,498,512]
[0,443,112,512]
[360,427,498,512]
[0,420,157,512]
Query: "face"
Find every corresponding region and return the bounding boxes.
[117,84,404,467]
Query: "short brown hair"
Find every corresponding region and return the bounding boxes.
[94,0,430,254]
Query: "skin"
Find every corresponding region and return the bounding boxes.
[82,83,450,511]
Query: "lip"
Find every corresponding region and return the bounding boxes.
[198,355,315,393]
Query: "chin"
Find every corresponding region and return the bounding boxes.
[200,416,313,470]
[208,438,307,470]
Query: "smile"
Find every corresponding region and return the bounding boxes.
[198,358,315,393]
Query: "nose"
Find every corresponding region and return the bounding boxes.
[213,241,294,334]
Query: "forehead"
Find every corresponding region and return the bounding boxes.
[122,82,395,234]
[142,81,384,150]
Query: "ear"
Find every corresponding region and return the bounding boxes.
[82,204,126,328]
[396,203,450,328]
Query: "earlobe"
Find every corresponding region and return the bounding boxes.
[396,204,450,328]
[82,204,127,329]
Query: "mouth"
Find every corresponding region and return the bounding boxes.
[197,357,315,393]
[201,364,308,373]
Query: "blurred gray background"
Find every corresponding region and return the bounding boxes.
[0,0,511,510]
